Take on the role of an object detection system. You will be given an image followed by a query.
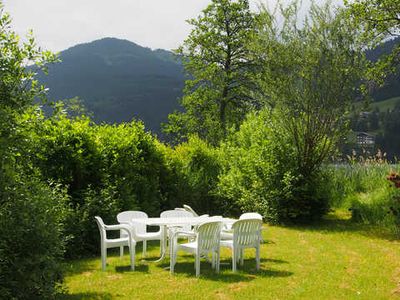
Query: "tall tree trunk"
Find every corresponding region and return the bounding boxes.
[220,86,228,136]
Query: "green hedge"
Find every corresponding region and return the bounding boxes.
[23,110,166,257]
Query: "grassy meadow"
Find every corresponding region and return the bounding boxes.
[60,211,400,300]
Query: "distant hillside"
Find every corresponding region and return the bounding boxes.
[366,38,400,102]
[37,38,184,134]
[370,96,400,112]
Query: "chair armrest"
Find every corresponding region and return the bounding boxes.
[104,224,132,235]
[170,229,196,240]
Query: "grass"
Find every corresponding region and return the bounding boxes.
[354,96,400,112]
[370,96,400,112]
[59,211,400,300]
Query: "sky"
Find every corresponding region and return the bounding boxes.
[3,0,342,53]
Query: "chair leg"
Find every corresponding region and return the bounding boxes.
[232,248,237,272]
[101,245,107,271]
[129,242,135,271]
[256,246,260,270]
[120,246,124,258]
[240,249,244,266]
[215,250,220,274]
[143,240,147,257]
[195,255,200,277]
[211,252,215,269]
[170,249,175,274]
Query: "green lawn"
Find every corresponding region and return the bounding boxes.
[60,212,400,300]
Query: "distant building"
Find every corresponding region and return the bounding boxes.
[359,111,372,119]
[356,132,375,145]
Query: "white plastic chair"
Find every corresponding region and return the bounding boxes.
[220,218,262,272]
[175,205,209,218]
[240,212,263,220]
[170,221,222,277]
[94,216,136,271]
[222,212,264,241]
[183,204,199,217]
[160,209,194,232]
[240,212,263,243]
[117,211,161,257]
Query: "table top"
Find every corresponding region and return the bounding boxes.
[131,216,237,226]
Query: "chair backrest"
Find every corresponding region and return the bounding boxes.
[240,212,263,220]
[117,211,148,234]
[197,221,222,253]
[160,210,193,231]
[160,210,194,218]
[232,219,262,246]
[95,216,106,241]
[174,208,187,212]
[183,204,199,217]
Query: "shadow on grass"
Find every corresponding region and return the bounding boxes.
[57,292,112,300]
[283,213,398,241]
[115,264,149,273]
[261,258,288,264]
[63,255,150,277]
[157,256,292,281]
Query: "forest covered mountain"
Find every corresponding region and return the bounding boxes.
[37,37,184,134]
[367,37,400,102]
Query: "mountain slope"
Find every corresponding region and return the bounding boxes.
[38,38,184,133]
[366,38,400,102]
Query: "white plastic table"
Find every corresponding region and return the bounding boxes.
[132,216,236,262]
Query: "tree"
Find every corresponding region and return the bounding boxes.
[255,3,367,178]
[164,0,259,144]
[0,4,56,159]
[345,0,400,83]
[0,4,65,298]
[345,0,400,43]
[224,2,368,222]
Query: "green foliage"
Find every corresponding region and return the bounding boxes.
[255,3,367,178]
[345,0,400,91]
[158,136,224,215]
[0,4,65,298]
[345,0,400,47]
[165,0,260,144]
[22,107,167,257]
[218,110,330,223]
[326,152,399,235]
[0,170,68,299]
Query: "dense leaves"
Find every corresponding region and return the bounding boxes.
[22,107,167,256]
[218,110,330,223]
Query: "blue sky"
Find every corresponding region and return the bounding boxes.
[3,0,342,52]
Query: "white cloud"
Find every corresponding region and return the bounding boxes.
[2,0,342,52]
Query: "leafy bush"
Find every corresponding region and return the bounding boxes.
[23,108,167,256]
[0,169,68,299]
[95,122,165,216]
[158,136,225,215]
[218,110,330,223]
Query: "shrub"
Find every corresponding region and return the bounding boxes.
[24,109,167,256]
[218,110,330,223]
[0,169,68,299]
[158,136,225,215]
[95,122,165,216]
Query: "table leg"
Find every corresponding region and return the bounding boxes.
[152,225,167,263]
